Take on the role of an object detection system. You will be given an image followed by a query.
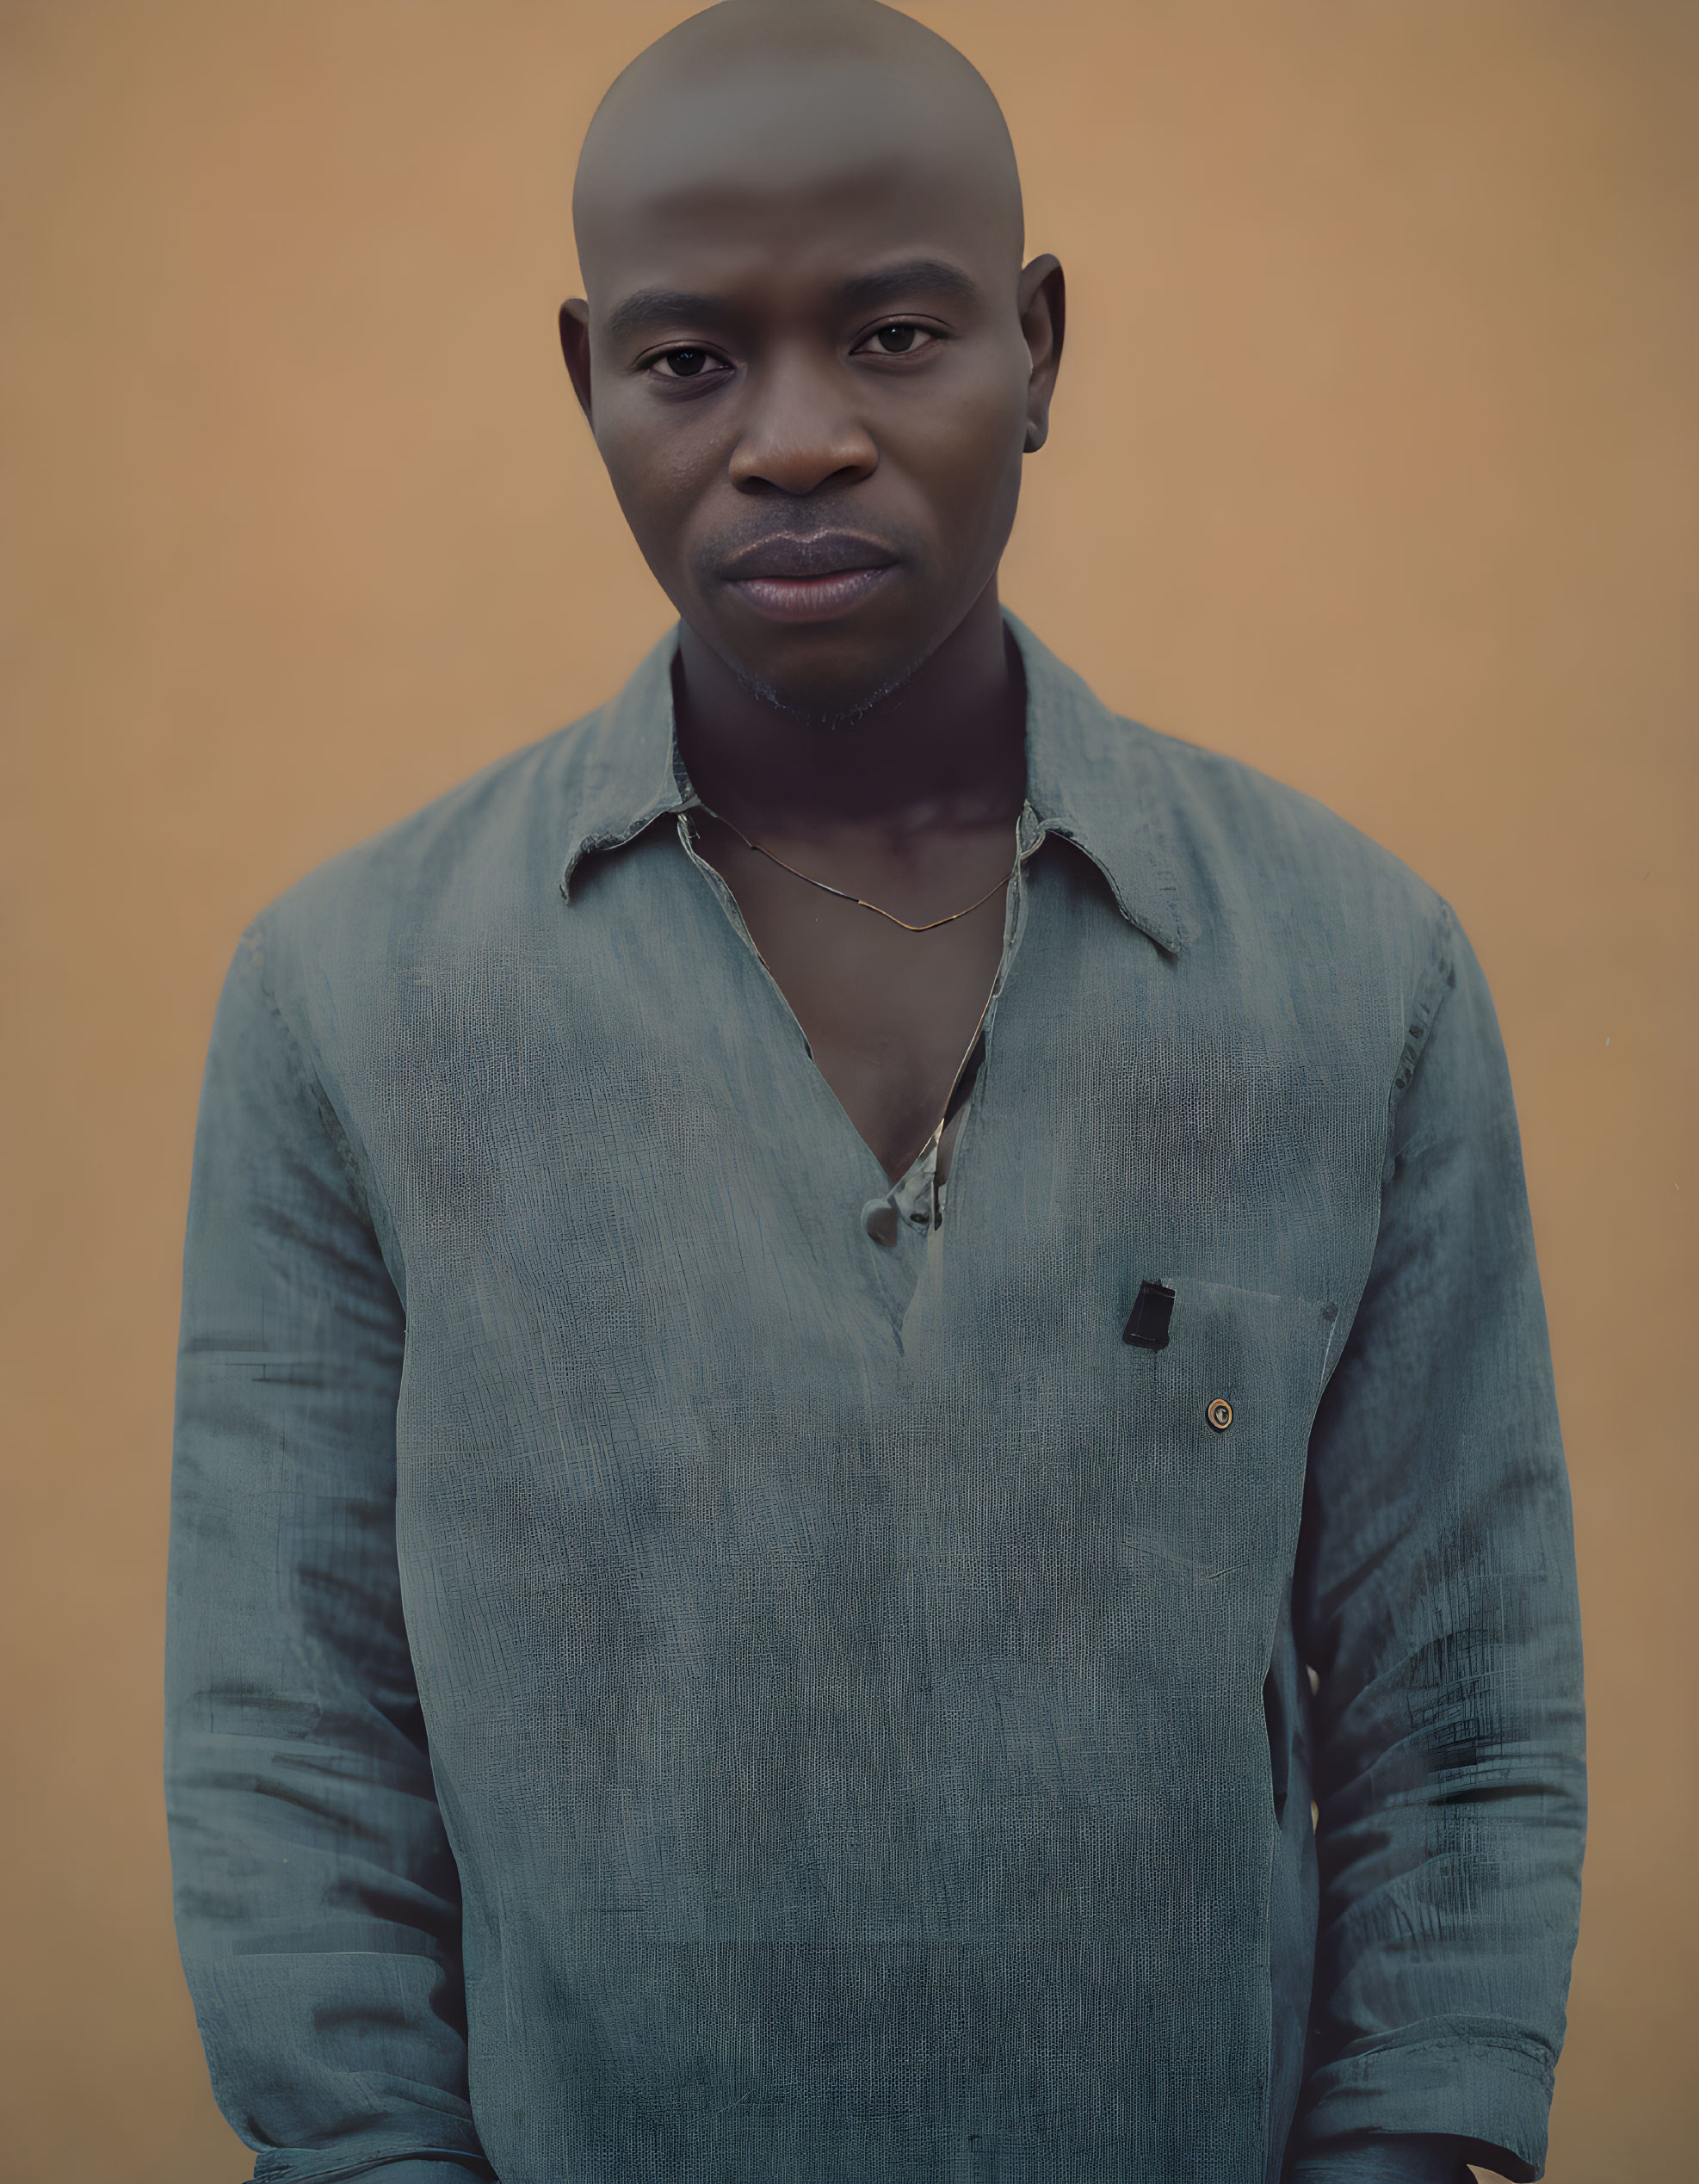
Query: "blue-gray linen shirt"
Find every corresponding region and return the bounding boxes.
[167,616,1585,2184]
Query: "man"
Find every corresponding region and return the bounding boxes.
[165,5,1585,2181]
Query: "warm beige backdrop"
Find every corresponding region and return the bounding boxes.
[3,3,1694,2180]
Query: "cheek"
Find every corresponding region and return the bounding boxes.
[595,414,719,561]
[891,377,1027,513]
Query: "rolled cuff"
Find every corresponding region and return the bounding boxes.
[250,2154,492,2184]
[1294,2034,1554,2181]
[339,2166,490,2184]
[1287,2133,1467,2181]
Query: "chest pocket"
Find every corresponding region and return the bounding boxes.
[1116,1275,1339,1612]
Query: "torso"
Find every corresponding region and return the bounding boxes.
[689,807,1018,1181]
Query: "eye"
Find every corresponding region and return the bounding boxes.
[853,322,939,357]
[646,347,730,380]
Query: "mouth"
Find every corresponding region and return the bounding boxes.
[720,532,898,624]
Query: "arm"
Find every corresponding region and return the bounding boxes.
[1287,2134,1467,2181]
[1287,2129,1505,2179]
[1288,909,1585,2182]
[166,928,491,2183]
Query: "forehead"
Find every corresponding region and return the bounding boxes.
[574,57,1018,303]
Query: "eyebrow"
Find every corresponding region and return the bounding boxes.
[839,258,983,316]
[604,288,726,345]
[602,258,984,347]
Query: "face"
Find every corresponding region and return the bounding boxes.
[562,65,1063,717]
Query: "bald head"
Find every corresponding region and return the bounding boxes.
[572,0,1023,294]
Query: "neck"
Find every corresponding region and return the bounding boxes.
[672,581,1028,842]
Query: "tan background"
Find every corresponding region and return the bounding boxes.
[3,3,1694,2178]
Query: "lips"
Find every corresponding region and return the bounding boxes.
[719,530,898,624]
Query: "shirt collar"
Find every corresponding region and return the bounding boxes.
[559,610,1198,953]
[558,632,695,895]
[1004,610,1198,952]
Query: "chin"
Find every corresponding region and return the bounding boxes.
[715,618,936,730]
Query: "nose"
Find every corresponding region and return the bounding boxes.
[727,349,878,496]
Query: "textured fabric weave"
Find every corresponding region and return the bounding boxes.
[167,617,1584,2184]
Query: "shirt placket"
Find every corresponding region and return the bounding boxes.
[865,799,1049,1242]
[673,799,1048,1255]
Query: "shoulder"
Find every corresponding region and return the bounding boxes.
[247,631,681,995]
[1134,718,1445,939]
[276,713,596,927]
[1119,718,1468,1095]
[1011,615,1451,978]
[236,695,615,1053]
[1134,717,1461,1036]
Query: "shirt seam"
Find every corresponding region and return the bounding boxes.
[242,920,402,1296]
[1378,899,1459,1184]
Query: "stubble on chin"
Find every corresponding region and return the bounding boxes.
[727,651,921,732]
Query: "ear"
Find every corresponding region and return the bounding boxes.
[1016,255,1066,454]
[559,299,595,429]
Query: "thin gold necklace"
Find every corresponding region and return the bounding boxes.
[692,804,1016,935]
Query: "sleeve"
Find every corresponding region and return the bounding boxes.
[165,927,492,2184]
[1288,909,1586,2182]
[1286,2131,1471,2181]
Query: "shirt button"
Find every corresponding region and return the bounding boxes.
[1206,1398,1234,1431]
[862,1200,901,1248]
